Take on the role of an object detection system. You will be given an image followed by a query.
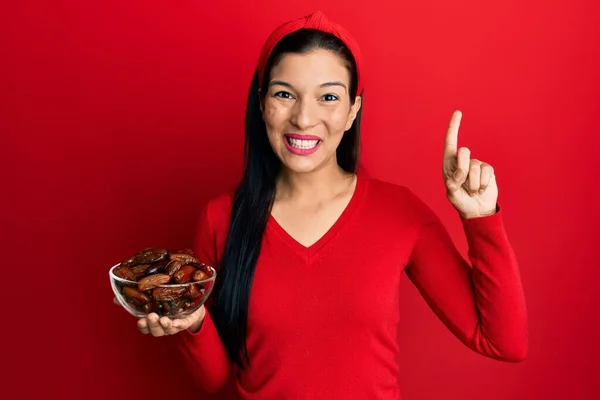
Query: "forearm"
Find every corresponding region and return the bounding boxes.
[460,210,528,361]
[176,309,233,393]
[406,207,528,362]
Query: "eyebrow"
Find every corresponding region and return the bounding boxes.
[269,80,348,93]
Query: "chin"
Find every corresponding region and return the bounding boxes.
[281,157,321,174]
[279,150,335,174]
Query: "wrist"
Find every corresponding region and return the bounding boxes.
[187,306,206,334]
[460,207,497,219]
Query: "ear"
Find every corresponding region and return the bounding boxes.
[344,96,362,131]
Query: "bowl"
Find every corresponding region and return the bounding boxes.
[109,260,216,319]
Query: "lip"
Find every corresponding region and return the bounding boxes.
[284,133,321,140]
[283,133,321,156]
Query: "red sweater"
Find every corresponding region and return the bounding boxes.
[176,175,528,399]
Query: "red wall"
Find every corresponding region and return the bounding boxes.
[3,1,599,399]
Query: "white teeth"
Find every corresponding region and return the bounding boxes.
[288,138,319,149]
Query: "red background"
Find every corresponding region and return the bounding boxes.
[2,0,599,399]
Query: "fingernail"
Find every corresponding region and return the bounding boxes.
[479,188,485,194]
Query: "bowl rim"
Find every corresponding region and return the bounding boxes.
[109,263,216,287]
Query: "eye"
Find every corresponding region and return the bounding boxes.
[321,94,339,102]
[273,91,294,99]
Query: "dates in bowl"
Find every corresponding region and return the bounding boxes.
[109,247,216,319]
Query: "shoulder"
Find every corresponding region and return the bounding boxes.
[198,190,235,235]
[360,175,438,224]
[205,191,235,218]
[362,176,422,206]
[192,190,235,266]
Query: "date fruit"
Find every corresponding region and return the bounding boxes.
[123,286,150,304]
[114,266,137,281]
[122,248,168,268]
[146,259,169,275]
[138,273,171,291]
[165,260,183,277]
[153,286,188,301]
[193,269,208,282]
[170,253,199,265]
[188,285,205,299]
[130,264,152,278]
[174,265,196,283]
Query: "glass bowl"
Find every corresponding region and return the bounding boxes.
[109,263,216,319]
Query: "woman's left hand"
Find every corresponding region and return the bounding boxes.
[443,110,498,219]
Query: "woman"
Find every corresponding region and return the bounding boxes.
[136,11,528,399]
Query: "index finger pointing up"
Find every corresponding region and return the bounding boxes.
[444,110,462,159]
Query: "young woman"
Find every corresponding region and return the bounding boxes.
[135,11,528,399]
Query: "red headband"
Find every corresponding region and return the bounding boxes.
[257,11,364,95]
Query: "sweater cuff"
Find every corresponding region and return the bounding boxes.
[459,203,510,250]
[183,308,215,340]
[459,202,502,225]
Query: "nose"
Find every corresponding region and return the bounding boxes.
[289,98,318,131]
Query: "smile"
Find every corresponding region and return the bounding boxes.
[284,133,322,156]
[286,137,320,149]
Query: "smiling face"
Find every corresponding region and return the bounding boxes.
[260,49,362,175]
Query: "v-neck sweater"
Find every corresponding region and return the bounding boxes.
[176,175,528,399]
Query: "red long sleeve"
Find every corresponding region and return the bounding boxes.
[175,176,528,399]
[404,189,528,362]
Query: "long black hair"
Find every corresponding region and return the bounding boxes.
[211,28,364,368]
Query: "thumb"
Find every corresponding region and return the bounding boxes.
[174,306,205,329]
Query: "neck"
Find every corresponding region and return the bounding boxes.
[276,163,355,202]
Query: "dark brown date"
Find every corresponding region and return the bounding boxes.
[123,286,150,304]
[149,297,161,314]
[126,299,151,314]
[152,286,187,301]
[162,298,189,314]
[130,264,152,278]
[198,263,214,276]
[114,266,137,281]
[138,273,171,291]
[161,301,174,314]
[119,257,136,269]
[174,265,196,283]
[192,269,208,281]
[131,248,168,265]
[170,253,199,265]
[188,285,205,299]
[165,259,183,277]
[172,300,193,314]
[147,259,169,275]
